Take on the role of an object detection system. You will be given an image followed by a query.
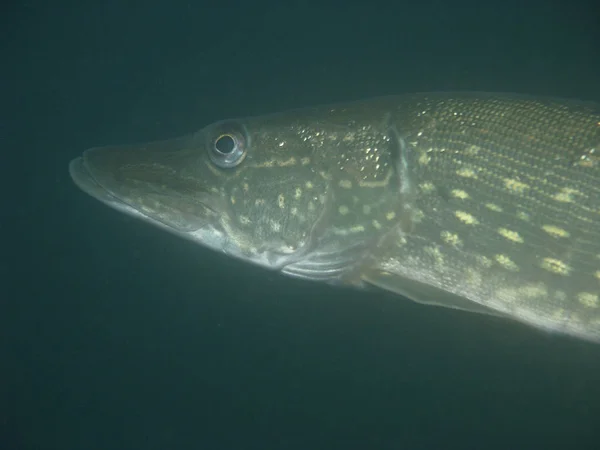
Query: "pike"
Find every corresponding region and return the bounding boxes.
[69,92,600,343]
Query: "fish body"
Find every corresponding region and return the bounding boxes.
[69,92,600,342]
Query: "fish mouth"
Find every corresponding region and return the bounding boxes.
[69,154,153,228]
[69,155,128,211]
[69,140,224,234]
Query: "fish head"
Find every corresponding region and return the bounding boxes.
[69,106,411,281]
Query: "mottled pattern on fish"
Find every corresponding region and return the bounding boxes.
[370,94,600,341]
[69,92,600,342]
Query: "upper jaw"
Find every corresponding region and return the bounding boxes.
[69,141,225,232]
[69,155,136,216]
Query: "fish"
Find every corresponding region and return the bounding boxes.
[69,92,600,343]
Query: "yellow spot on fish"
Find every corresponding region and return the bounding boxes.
[578,292,599,308]
[294,187,302,199]
[503,178,530,194]
[319,170,332,181]
[497,227,524,243]
[338,205,349,215]
[495,254,519,271]
[441,231,462,247]
[451,189,470,200]
[339,180,353,189]
[349,225,366,233]
[305,181,314,189]
[372,220,382,230]
[386,211,396,221]
[465,145,481,155]
[517,211,530,222]
[454,210,479,225]
[477,255,493,268]
[230,196,236,205]
[485,203,503,212]
[552,187,579,203]
[277,157,297,167]
[396,235,407,247]
[456,167,478,179]
[541,224,570,238]
[595,270,600,280]
[277,194,285,209]
[540,257,571,275]
[420,182,436,193]
[412,209,425,223]
[519,283,548,298]
[363,205,371,215]
[418,152,431,165]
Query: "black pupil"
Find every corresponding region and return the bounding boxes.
[215,134,236,154]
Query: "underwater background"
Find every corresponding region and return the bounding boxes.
[3,0,600,449]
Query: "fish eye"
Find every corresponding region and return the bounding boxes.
[207,122,248,169]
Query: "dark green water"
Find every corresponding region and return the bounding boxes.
[3,1,600,449]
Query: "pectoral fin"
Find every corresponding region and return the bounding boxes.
[362,269,506,318]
